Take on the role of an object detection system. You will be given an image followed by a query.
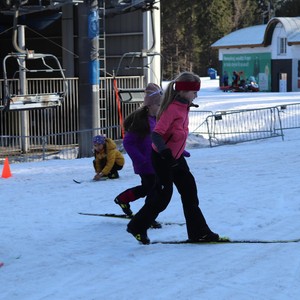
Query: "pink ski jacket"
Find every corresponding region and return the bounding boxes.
[152,99,189,159]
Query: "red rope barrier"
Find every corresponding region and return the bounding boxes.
[113,78,125,138]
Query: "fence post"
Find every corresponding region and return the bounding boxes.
[42,136,47,160]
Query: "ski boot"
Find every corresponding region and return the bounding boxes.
[114,197,133,217]
[150,220,162,229]
[127,226,150,245]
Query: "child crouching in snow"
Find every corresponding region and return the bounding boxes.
[92,135,125,180]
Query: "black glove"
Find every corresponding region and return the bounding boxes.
[160,148,178,168]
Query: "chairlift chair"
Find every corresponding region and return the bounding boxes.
[0,51,68,111]
[114,51,161,103]
[118,88,145,103]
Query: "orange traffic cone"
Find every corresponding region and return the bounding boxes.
[1,157,12,178]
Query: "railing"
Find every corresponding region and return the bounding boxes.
[0,78,80,140]
[0,126,122,163]
[2,75,300,162]
[205,107,284,147]
[104,76,143,139]
[189,110,214,138]
[190,103,300,147]
[3,103,300,163]
[0,76,143,141]
[277,103,300,130]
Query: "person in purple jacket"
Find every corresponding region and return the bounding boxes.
[114,83,162,227]
[127,71,220,244]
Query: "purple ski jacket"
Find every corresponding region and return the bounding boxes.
[123,115,156,175]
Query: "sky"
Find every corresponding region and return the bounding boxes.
[1,78,300,300]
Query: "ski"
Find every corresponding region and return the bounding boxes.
[73,179,86,184]
[73,178,108,184]
[78,212,186,226]
[151,237,300,245]
[78,212,132,219]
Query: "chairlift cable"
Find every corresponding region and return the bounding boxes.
[25,26,79,59]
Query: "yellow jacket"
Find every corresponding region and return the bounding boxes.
[94,138,125,175]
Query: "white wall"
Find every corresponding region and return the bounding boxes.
[272,24,289,59]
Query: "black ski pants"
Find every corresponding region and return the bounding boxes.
[128,150,210,240]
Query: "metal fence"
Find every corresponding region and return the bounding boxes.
[0,78,79,139]
[277,103,300,130]
[189,110,214,137]
[0,76,143,138]
[0,76,143,162]
[2,75,300,163]
[0,126,122,163]
[205,107,284,147]
[189,103,300,147]
[103,76,144,139]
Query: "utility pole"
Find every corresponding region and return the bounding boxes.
[77,0,100,157]
[18,25,30,153]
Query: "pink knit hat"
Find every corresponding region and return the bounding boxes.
[143,83,163,106]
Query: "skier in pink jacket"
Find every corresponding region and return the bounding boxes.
[127,71,220,244]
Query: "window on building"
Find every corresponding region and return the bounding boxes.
[278,37,287,55]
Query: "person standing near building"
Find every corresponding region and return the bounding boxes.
[127,71,220,244]
[223,71,229,86]
[232,71,240,87]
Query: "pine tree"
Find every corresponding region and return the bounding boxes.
[160,0,299,79]
[161,0,201,79]
[276,0,300,17]
[195,0,232,75]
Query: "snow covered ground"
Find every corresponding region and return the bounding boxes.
[1,78,300,300]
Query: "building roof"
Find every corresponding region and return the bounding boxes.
[212,17,300,49]
[212,25,266,49]
[264,17,300,45]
